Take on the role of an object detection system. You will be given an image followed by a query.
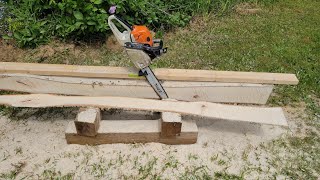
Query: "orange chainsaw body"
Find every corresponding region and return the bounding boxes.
[131,25,153,47]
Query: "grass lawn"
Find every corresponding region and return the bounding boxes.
[163,1,320,178]
[0,0,319,179]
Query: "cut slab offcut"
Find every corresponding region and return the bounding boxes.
[0,94,288,126]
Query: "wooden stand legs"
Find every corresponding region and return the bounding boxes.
[160,112,182,137]
[66,108,198,145]
[74,107,101,137]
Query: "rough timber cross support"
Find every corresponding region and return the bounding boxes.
[160,112,182,137]
[66,119,198,145]
[70,109,195,145]
[75,107,101,137]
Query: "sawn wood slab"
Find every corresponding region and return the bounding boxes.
[0,74,273,104]
[0,94,288,126]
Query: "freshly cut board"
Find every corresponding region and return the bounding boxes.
[0,94,288,126]
[0,74,273,104]
[0,62,299,84]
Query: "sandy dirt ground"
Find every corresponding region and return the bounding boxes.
[0,107,300,179]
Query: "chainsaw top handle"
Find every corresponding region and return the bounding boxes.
[115,15,133,30]
[108,6,132,30]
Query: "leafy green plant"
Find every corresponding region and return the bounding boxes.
[52,0,109,37]
[0,0,9,36]
[1,0,271,47]
[3,0,110,47]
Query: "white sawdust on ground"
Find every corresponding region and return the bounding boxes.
[0,107,301,179]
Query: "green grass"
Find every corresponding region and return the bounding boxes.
[159,0,319,105]
[159,5,320,178]
[41,169,74,180]
[267,132,320,179]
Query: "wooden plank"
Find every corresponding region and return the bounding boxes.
[65,120,198,145]
[155,69,299,85]
[161,112,182,137]
[0,94,288,126]
[75,107,101,137]
[0,74,274,104]
[0,62,299,85]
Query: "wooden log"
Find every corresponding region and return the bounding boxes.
[0,62,299,85]
[161,112,182,137]
[0,94,288,126]
[75,107,101,137]
[0,74,274,104]
[65,120,198,145]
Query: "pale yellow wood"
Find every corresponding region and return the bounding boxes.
[65,120,198,145]
[155,68,299,85]
[0,62,138,79]
[0,94,288,126]
[0,62,299,84]
[0,74,274,104]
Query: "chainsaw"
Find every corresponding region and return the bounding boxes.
[108,6,168,99]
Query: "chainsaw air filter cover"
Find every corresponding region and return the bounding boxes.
[131,25,153,47]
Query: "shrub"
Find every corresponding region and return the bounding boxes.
[3,0,110,46]
[1,0,271,47]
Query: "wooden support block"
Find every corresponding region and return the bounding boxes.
[161,112,182,137]
[65,120,198,145]
[74,107,101,137]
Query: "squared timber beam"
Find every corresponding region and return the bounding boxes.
[74,107,101,137]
